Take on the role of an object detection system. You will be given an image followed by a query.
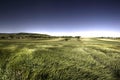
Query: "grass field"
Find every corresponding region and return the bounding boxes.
[0,38,120,80]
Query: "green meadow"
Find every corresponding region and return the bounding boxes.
[0,38,120,80]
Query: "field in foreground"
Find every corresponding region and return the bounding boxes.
[0,38,120,80]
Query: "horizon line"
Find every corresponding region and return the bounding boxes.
[0,31,120,37]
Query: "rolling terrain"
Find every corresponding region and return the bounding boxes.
[0,38,120,80]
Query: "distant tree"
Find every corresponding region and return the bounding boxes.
[0,36,6,39]
[64,38,69,41]
[75,36,81,41]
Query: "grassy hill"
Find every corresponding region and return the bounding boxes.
[0,38,120,80]
[0,33,52,40]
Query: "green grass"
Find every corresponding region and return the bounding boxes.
[0,38,120,80]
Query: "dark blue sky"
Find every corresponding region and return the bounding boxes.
[0,0,120,36]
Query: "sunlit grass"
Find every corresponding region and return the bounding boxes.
[0,38,120,80]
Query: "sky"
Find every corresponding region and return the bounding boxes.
[0,0,120,37]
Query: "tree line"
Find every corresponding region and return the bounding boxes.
[0,33,52,40]
[0,33,81,40]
